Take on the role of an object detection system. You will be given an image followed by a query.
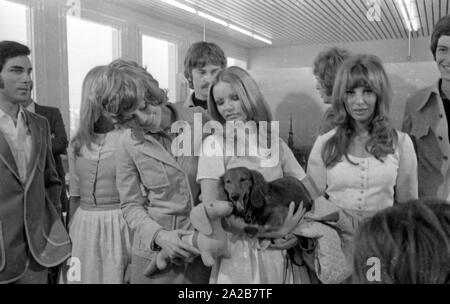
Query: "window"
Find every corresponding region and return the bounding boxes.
[0,0,35,100]
[227,57,248,69]
[141,34,177,103]
[66,16,120,137]
[0,0,29,44]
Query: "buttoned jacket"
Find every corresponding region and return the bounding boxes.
[116,103,208,260]
[402,82,450,200]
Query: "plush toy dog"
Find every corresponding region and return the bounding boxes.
[144,200,233,275]
[222,166,313,235]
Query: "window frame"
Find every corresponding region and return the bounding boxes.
[138,25,180,103]
[62,5,125,137]
[0,0,35,97]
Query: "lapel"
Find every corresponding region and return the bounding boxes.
[416,82,447,134]
[137,133,182,171]
[23,111,43,188]
[0,130,21,182]
[34,103,47,118]
[34,103,42,114]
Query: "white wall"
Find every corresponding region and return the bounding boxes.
[249,37,433,68]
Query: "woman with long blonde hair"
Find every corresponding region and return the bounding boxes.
[61,65,131,284]
[198,66,308,283]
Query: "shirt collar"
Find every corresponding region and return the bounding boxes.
[26,101,35,113]
[18,105,28,124]
[417,80,441,112]
[0,106,8,120]
[0,105,27,123]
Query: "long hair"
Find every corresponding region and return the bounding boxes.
[71,65,112,156]
[322,54,397,167]
[353,199,450,284]
[103,59,168,137]
[209,66,272,121]
[208,66,274,149]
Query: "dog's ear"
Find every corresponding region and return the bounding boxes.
[190,204,213,235]
[249,170,268,208]
[218,175,229,201]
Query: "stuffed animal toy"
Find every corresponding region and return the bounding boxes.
[144,200,233,276]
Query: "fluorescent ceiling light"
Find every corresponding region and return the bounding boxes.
[395,0,420,31]
[160,0,196,14]
[228,24,252,37]
[158,0,272,45]
[197,11,228,27]
[253,34,272,45]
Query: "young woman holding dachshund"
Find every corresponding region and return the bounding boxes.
[197,66,309,284]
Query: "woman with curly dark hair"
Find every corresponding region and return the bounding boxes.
[307,54,418,227]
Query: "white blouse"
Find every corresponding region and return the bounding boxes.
[307,129,418,212]
[197,134,306,183]
[196,133,306,284]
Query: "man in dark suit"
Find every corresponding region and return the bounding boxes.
[0,41,71,284]
[22,98,69,284]
[23,98,69,217]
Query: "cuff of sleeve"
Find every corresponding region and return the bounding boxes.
[151,227,165,251]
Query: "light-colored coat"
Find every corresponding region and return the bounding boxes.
[115,103,210,283]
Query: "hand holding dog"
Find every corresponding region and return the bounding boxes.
[268,233,299,250]
[155,229,200,262]
[258,201,306,239]
[222,214,249,235]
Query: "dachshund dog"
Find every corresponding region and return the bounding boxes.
[222,167,313,235]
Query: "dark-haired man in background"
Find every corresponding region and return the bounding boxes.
[182,41,227,109]
[403,15,450,201]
